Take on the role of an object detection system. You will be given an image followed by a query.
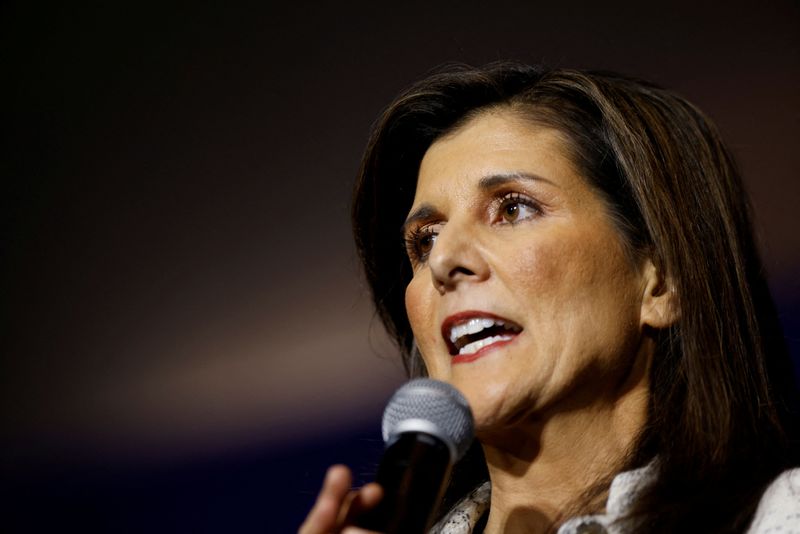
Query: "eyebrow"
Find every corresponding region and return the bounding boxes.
[402,172,557,234]
[478,171,556,190]
[402,204,439,236]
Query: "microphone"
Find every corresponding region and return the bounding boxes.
[357,378,475,534]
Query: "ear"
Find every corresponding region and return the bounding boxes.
[640,259,679,329]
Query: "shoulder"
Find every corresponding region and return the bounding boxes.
[747,468,800,533]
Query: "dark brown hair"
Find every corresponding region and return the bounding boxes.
[352,63,797,532]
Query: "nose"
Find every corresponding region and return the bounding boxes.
[427,222,490,294]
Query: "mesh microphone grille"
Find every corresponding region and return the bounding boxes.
[382,378,474,461]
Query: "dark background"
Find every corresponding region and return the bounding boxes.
[2,1,798,532]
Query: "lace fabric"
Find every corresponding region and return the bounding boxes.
[430,466,800,534]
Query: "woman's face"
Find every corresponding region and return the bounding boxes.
[403,109,655,436]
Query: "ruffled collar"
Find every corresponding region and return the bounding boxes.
[429,463,657,534]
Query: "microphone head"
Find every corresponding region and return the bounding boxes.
[381,378,474,462]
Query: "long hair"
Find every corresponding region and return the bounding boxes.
[351,63,797,532]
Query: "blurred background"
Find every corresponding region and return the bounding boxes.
[2,1,798,532]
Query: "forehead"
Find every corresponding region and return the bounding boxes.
[414,109,580,200]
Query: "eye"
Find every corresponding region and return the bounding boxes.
[404,224,440,264]
[497,192,541,224]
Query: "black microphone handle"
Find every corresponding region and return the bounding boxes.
[356,431,452,534]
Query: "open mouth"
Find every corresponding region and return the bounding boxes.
[443,314,523,357]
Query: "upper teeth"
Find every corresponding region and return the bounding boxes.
[448,317,521,346]
[449,318,500,344]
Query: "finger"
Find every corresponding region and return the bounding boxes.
[299,465,351,533]
[341,528,382,534]
[298,465,353,534]
[341,482,384,525]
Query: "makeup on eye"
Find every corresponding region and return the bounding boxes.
[404,223,442,264]
[493,191,543,224]
[403,189,545,265]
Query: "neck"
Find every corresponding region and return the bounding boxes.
[479,347,652,534]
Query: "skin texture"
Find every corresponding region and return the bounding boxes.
[402,109,675,533]
[300,109,676,534]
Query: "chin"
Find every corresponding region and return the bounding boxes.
[452,377,530,433]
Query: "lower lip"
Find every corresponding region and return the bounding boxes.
[451,337,516,364]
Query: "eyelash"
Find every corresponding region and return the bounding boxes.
[404,225,438,264]
[403,191,543,264]
[495,191,543,224]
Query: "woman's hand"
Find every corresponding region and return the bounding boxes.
[298,464,384,534]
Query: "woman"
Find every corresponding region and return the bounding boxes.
[300,63,799,533]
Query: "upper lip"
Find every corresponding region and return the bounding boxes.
[441,311,523,355]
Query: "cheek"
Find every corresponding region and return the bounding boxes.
[404,275,440,354]
[511,223,630,291]
[502,229,639,341]
[404,275,424,330]
[502,235,572,305]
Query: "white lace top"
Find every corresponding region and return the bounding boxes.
[430,466,800,534]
